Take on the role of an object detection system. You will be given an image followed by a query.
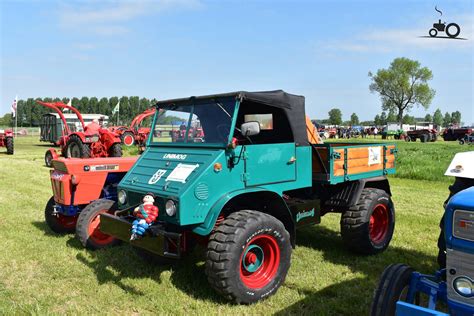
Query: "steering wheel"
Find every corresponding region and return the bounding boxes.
[216,124,231,142]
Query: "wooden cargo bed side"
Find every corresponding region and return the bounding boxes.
[311,145,330,181]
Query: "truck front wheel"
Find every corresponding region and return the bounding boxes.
[76,199,120,250]
[205,210,291,304]
[341,188,395,255]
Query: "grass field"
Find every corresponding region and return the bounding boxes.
[0,137,470,315]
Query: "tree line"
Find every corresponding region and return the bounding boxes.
[316,108,463,127]
[0,96,157,127]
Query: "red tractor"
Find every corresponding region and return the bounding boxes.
[37,101,123,167]
[109,108,156,148]
[0,129,14,154]
[405,128,438,142]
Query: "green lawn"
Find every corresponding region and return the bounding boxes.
[0,137,469,315]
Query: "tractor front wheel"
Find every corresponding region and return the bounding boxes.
[44,197,77,234]
[65,135,90,158]
[45,150,54,167]
[121,131,135,147]
[370,264,415,316]
[76,199,120,250]
[108,143,123,157]
[5,137,13,154]
[341,188,395,255]
[205,210,291,304]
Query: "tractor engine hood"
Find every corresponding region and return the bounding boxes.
[118,146,225,225]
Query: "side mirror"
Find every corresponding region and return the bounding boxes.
[241,121,260,137]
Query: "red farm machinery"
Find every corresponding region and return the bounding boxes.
[37,101,123,167]
[109,108,156,148]
[0,129,14,154]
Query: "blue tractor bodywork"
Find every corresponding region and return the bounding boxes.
[395,187,474,316]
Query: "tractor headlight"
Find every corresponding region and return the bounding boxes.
[165,200,177,216]
[118,190,127,205]
[453,277,474,297]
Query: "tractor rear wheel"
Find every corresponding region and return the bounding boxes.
[108,143,122,157]
[205,210,291,304]
[5,137,13,154]
[76,199,120,250]
[341,188,395,255]
[121,131,135,147]
[45,150,53,167]
[65,135,90,158]
[370,264,415,316]
[44,197,77,234]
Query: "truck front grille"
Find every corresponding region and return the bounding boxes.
[446,249,474,305]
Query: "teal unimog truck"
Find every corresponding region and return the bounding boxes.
[82,90,397,303]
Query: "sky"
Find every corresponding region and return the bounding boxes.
[1,0,473,124]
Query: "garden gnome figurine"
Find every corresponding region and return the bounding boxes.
[130,193,159,241]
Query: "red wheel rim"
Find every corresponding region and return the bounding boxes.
[123,135,134,146]
[239,234,280,289]
[87,211,115,245]
[56,214,77,229]
[369,204,389,244]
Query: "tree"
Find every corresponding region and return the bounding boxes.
[433,109,443,126]
[443,112,451,127]
[402,114,416,125]
[380,111,387,125]
[350,113,359,125]
[424,114,432,122]
[369,57,435,127]
[386,109,397,123]
[451,111,462,125]
[328,108,342,125]
[374,114,381,126]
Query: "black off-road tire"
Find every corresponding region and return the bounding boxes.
[76,199,120,250]
[205,210,292,304]
[6,137,13,154]
[108,143,122,157]
[430,134,437,142]
[370,264,415,316]
[121,131,135,147]
[420,134,428,143]
[45,150,53,167]
[459,138,465,145]
[65,134,90,158]
[44,197,77,234]
[341,188,395,255]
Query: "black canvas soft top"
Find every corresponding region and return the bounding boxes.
[155,90,308,145]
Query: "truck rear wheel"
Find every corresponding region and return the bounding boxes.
[370,264,414,316]
[44,197,77,234]
[66,135,90,158]
[341,188,395,254]
[121,131,135,147]
[76,199,120,250]
[6,137,13,154]
[205,210,291,304]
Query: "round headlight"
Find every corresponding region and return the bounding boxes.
[118,190,127,205]
[165,200,177,216]
[453,277,474,297]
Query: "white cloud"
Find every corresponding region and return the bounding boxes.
[58,0,201,36]
[323,14,473,53]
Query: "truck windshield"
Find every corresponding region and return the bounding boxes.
[151,98,236,146]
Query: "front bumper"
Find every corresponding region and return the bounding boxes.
[99,213,183,258]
